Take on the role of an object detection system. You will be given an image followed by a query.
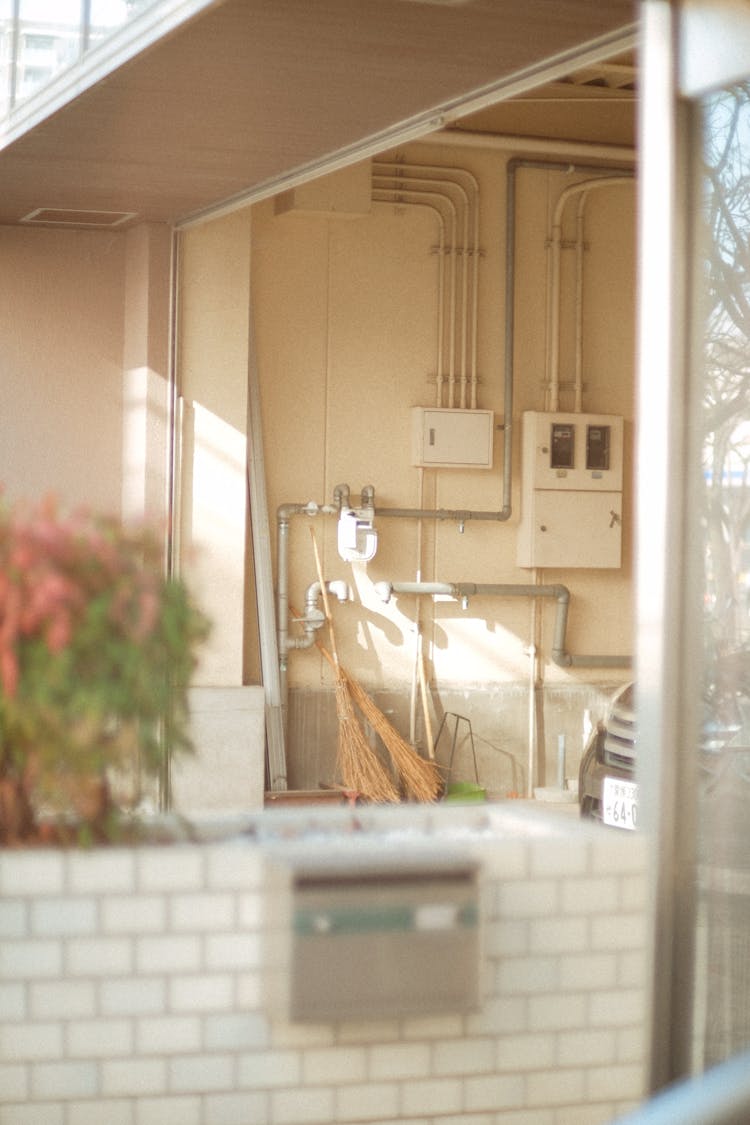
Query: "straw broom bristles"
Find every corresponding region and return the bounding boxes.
[291,600,440,800]
[309,531,399,803]
[320,650,443,803]
[332,678,401,802]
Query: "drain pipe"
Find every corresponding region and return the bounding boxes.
[373,580,631,669]
[276,499,338,730]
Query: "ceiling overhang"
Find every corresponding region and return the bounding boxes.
[0,0,637,230]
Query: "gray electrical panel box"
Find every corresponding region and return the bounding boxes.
[411,407,494,469]
[266,855,481,1023]
[517,411,624,569]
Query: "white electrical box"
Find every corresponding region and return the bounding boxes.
[411,407,494,469]
[517,411,624,569]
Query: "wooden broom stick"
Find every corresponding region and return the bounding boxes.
[307,530,399,803]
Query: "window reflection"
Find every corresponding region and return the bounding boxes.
[0,2,12,119]
[0,0,161,115]
[696,82,750,1069]
[17,0,81,101]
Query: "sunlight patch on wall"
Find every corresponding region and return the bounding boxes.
[182,400,246,685]
[122,366,169,525]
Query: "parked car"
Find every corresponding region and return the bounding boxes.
[579,682,638,829]
[579,667,749,829]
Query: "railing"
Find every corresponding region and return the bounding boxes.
[616,1049,750,1125]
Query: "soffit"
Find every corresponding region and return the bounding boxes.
[0,0,636,229]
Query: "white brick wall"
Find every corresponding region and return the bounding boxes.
[0,805,649,1125]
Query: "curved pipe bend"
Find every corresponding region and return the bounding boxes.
[374,580,630,669]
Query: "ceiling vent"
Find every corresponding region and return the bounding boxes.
[20,208,137,228]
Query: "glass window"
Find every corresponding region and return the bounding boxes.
[88,1,131,47]
[692,82,750,1071]
[16,0,81,102]
[88,0,159,47]
[0,1,13,118]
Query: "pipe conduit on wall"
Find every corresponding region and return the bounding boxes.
[373,162,481,408]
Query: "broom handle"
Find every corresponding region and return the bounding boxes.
[309,529,339,668]
[418,634,435,760]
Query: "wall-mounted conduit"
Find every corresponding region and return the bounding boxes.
[373,161,481,408]
[547,174,634,413]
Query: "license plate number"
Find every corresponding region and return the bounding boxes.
[602,777,638,830]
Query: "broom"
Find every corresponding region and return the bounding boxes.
[309,530,399,803]
[327,652,443,803]
[291,596,443,801]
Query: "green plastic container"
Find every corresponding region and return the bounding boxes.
[444,780,487,802]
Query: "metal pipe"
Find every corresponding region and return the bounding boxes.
[373,180,458,395]
[409,467,426,744]
[374,170,469,406]
[371,190,447,403]
[614,1046,750,1125]
[374,161,481,406]
[574,191,586,413]
[373,580,631,669]
[419,129,636,164]
[276,500,337,725]
[548,175,634,411]
[527,641,537,796]
[247,268,287,789]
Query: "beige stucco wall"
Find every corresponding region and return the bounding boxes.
[0,226,126,511]
[250,142,636,792]
[177,208,252,687]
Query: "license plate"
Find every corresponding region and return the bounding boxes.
[602,777,638,830]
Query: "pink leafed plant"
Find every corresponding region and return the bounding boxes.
[0,495,210,845]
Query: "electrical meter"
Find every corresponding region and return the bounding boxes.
[516,411,624,569]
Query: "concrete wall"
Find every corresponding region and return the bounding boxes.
[0,804,648,1125]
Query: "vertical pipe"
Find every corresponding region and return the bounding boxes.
[371,189,447,404]
[470,185,480,408]
[549,176,634,412]
[372,178,457,398]
[247,279,287,790]
[374,163,479,408]
[409,467,425,743]
[549,211,563,413]
[527,642,537,798]
[557,733,566,790]
[574,192,586,413]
